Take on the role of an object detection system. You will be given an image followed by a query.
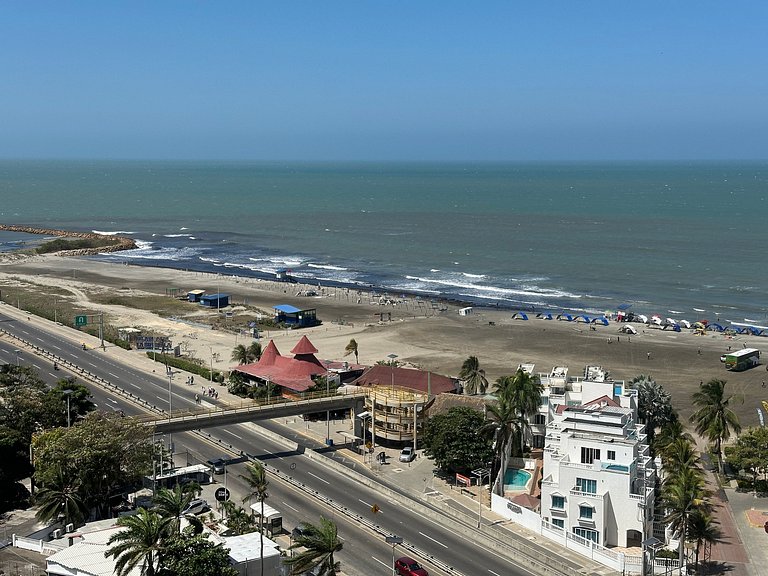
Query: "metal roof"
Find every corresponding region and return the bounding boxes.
[274,304,302,313]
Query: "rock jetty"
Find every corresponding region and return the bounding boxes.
[0,224,136,255]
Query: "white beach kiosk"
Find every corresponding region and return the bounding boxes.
[250,502,283,537]
[458,306,473,316]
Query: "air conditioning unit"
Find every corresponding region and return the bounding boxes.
[66,523,74,533]
[52,529,62,539]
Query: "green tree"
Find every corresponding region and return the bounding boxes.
[153,485,202,535]
[285,516,343,576]
[654,419,694,458]
[247,341,263,362]
[493,369,543,420]
[240,461,269,576]
[687,509,720,573]
[157,532,238,576]
[220,501,256,535]
[629,375,678,451]
[45,379,96,428]
[724,426,768,490]
[33,412,153,518]
[343,338,359,364]
[690,379,742,473]
[481,395,527,493]
[459,356,488,396]
[660,437,701,472]
[421,406,494,474]
[106,507,172,576]
[663,465,709,568]
[0,425,33,511]
[231,344,250,365]
[34,466,89,527]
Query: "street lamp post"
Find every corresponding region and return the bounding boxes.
[167,370,174,453]
[384,535,403,576]
[472,466,491,528]
[62,390,73,428]
[13,349,21,366]
[209,346,214,383]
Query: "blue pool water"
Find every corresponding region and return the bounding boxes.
[503,468,532,490]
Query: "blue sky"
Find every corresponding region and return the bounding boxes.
[1,2,766,161]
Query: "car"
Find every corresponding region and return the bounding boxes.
[395,556,428,576]
[207,457,227,474]
[181,498,208,515]
[399,446,416,463]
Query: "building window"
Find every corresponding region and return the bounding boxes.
[552,519,565,529]
[533,435,545,448]
[607,450,616,461]
[580,447,600,464]
[534,414,546,425]
[579,505,593,519]
[576,478,597,494]
[551,495,565,509]
[573,527,599,544]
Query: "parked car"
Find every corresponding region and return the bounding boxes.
[181,498,209,515]
[399,446,415,463]
[395,556,428,576]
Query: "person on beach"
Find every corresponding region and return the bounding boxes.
[647,351,651,360]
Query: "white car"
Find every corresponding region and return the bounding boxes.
[399,446,416,463]
[181,498,209,515]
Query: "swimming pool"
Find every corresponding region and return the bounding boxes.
[503,468,532,491]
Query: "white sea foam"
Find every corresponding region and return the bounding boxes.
[164,233,194,238]
[308,263,349,271]
[403,275,581,300]
[112,245,202,261]
[462,272,486,279]
[92,230,136,235]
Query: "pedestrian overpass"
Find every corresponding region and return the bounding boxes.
[142,392,367,434]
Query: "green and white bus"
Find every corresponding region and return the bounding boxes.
[723,348,760,371]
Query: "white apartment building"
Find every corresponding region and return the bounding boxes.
[540,392,655,548]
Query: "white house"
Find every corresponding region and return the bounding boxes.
[539,394,655,548]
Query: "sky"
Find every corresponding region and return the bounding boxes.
[1,2,767,161]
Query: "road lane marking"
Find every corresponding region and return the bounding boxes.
[51,345,62,351]
[307,472,330,485]
[223,430,243,440]
[358,499,372,507]
[108,398,118,404]
[129,383,140,389]
[371,557,389,569]
[489,571,501,576]
[108,372,119,378]
[418,531,448,548]
[281,502,299,512]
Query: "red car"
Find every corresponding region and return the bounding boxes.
[395,556,428,576]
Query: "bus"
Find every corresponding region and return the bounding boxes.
[723,348,760,371]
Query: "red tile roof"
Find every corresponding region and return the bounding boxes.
[351,365,457,395]
[232,338,326,392]
[290,335,319,355]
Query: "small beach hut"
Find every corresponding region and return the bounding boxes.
[200,293,230,308]
[274,304,319,328]
[458,307,474,316]
[187,289,205,302]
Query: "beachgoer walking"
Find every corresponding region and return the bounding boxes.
[191,375,194,384]
[697,348,701,355]
[647,351,651,360]
[195,394,200,404]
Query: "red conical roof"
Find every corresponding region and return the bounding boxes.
[259,340,280,366]
[290,335,318,355]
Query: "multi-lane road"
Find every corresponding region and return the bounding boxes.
[0,307,547,576]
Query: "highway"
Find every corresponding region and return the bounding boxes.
[0,308,544,576]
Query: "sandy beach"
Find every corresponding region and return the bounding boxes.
[1,254,765,427]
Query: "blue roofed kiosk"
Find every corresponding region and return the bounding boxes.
[274,304,319,328]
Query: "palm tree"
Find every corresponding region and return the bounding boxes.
[231,344,250,365]
[344,339,359,364]
[690,378,743,473]
[687,509,720,572]
[660,438,701,474]
[459,356,488,396]
[494,369,543,420]
[105,507,172,576]
[221,501,256,535]
[285,516,343,576]
[247,341,263,362]
[152,484,199,534]
[662,465,708,569]
[654,419,693,458]
[34,467,89,527]
[629,375,678,450]
[481,395,526,495]
[240,461,269,576]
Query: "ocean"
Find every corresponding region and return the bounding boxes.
[1,159,766,324]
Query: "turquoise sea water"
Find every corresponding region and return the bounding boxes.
[1,160,766,323]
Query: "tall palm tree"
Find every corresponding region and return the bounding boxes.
[34,467,89,527]
[662,465,708,569]
[285,516,343,576]
[690,379,742,472]
[152,484,200,535]
[247,341,263,362]
[660,438,701,474]
[105,507,172,576]
[494,369,543,420]
[481,395,526,494]
[344,339,359,364]
[459,356,488,396]
[231,344,250,365]
[629,375,678,450]
[687,509,720,572]
[654,419,693,458]
[240,461,269,576]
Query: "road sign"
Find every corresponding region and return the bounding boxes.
[75,315,87,327]
[214,487,231,502]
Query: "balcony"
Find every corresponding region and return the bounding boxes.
[569,489,604,501]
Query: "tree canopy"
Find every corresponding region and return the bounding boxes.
[421,406,493,474]
[157,533,238,576]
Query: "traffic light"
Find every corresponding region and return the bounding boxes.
[371,504,380,514]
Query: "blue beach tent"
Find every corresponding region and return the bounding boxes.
[557,313,574,322]
[536,312,554,320]
[512,312,529,320]
[574,315,592,324]
[591,316,609,326]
